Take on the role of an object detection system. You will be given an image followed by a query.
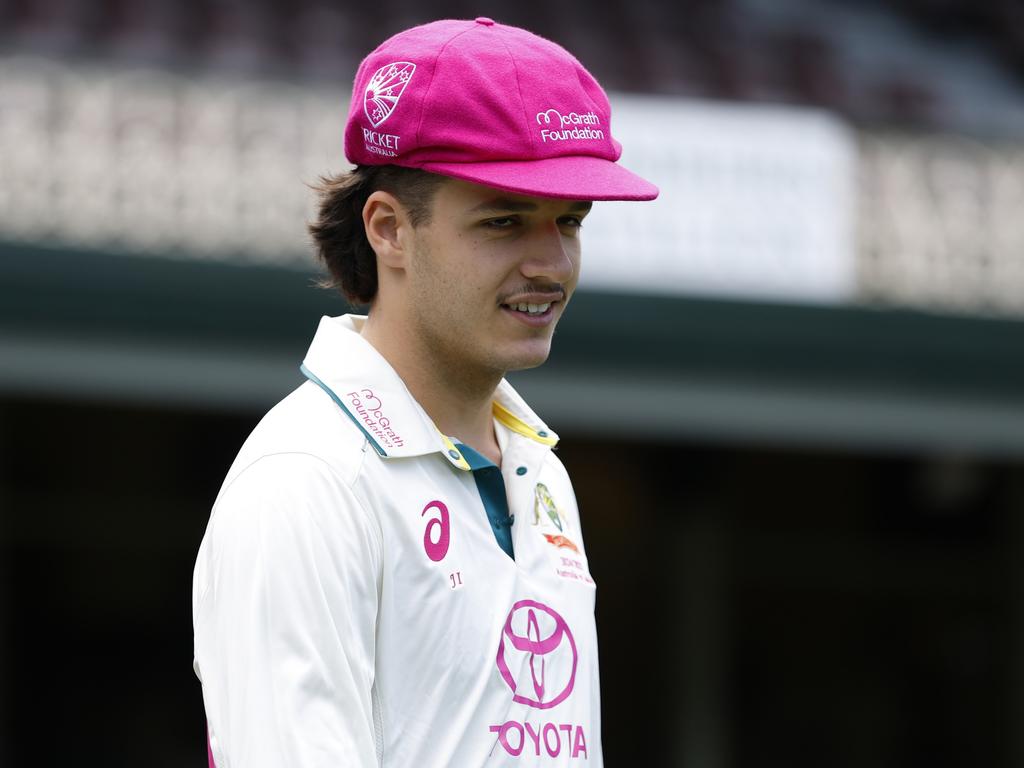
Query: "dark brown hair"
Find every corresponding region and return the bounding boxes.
[308,165,447,305]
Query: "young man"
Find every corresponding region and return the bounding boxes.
[192,17,657,768]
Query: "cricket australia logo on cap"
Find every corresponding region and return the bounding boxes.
[364,61,416,127]
[361,61,415,158]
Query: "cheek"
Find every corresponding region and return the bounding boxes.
[444,241,504,295]
[410,242,485,315]
[566,242,583,285]
[412,227,527,315]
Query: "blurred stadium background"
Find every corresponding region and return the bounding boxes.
[2,0,1024,765]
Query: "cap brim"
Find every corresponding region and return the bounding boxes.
[417,155,658,201]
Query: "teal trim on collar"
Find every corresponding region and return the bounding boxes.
[453,441,497,471]
[456,442,514,561]
[300,363,388,457]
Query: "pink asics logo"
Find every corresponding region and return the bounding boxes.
[496,600,577,709]
[421,500,450,562]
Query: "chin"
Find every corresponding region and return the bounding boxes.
[498,341,553,372]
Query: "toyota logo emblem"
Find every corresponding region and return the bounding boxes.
[495,600,577,709]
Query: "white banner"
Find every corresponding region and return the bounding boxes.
[583,95,857,303]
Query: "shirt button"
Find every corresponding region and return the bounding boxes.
[475,16,495,25]
[538,431,548,438]
[516,466,527,476]
[448,449,461,460]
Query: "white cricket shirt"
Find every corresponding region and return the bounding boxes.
[192,314,602,767]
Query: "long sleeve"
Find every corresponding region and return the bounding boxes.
[193,452,383,767]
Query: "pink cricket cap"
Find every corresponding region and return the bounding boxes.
[343,17,658,201]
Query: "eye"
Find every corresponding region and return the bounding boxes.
[483,216,519,229]
[558,215,585,230]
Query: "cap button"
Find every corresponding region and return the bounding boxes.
[475,16,495,26]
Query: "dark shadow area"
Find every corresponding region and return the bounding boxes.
[1,396,1020,765]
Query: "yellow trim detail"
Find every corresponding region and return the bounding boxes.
[437,430,472,471]
[492,402,558,447]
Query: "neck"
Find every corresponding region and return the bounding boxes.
[359,311,503,462]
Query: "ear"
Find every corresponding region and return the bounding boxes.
[363,191,413,271]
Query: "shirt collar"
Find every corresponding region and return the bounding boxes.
[300,314,559,470]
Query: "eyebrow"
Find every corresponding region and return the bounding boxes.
[468,198,593,215]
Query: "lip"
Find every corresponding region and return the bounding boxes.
[500,302,558,328]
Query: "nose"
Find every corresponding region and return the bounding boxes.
[519,221,577,284]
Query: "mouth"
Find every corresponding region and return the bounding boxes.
[501,300,554,316]
[499,300,559,327]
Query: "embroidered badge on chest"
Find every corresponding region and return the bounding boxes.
[533,483,588,571]
[542,533,580,554]
[533,482,568,531]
